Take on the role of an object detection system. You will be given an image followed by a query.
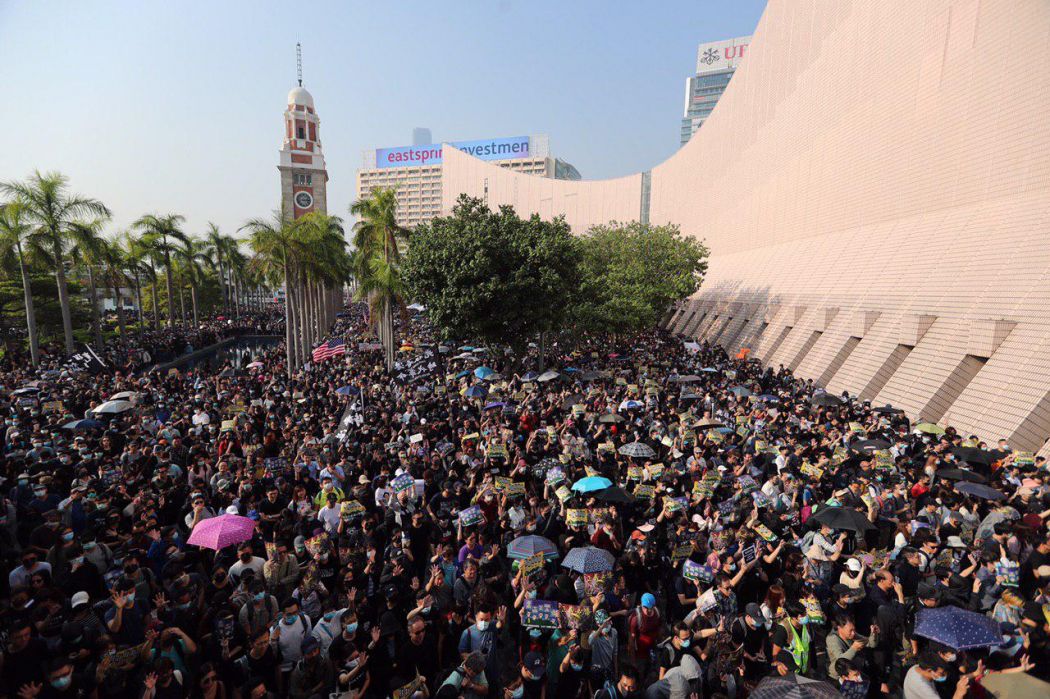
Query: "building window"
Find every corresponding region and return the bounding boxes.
[297,127,305,139]
[294,174,313,186]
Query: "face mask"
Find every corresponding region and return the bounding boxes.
[511,687,524,699]
[527,591,538,599]
[126,592,136,604]
[529,629,542,639]
[62,532,75,542]
[934,675,948,683]
[254,592,266,602]
[18,479,28,487]
[284,614,297,625]
[944,653,957,662]
[571,663,584,672]
[476,620,489,631]
[680,638,691,648]
[51,675,73,690]
[799,617,810,626]
[421,607,432,615]
[346,622,358,635]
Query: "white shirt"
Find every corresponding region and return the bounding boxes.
[318,504,341,533]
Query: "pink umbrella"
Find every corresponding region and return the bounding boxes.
[187,514,256,550]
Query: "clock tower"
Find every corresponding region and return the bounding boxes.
[278,45,328,221]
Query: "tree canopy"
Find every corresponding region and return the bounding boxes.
[403,195,581,353]
[572,220,709,334]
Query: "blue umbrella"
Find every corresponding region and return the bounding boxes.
[62,419,103,431]
[914,606,1002,650]
[563,367,579,373]
[521,371,539,381]
[507,535,559,560]
[474,366,496,380]
[561,546,615,573]
[483,401,506,411]
[728,385,752,398]
[954,481,1006,501]
[700,367,719,373]
[464,384,488,399]
[335,386,360,396]
[455,370,472,380]
[571,476,612,493]
[459,345,475,351]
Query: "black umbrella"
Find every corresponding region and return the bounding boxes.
[951,447,1009,467]
[872,405,905,415]
[851,438,891,452]
[750,673,842,699]
[678,392,702,403]
[954,482,1006,501]
[579,371,603,382]
[938,468,987,484]
[592,486,636,504]
[562,393,587,409]
[811,393,844,407]
[810,506,876,533]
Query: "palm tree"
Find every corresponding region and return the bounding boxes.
[121,232,156,330]
[243,211,300,372]
[134,213,187,328]
[295,212,350,360]
[350,187,406,370]
[177,236,209,327]
[98,237,130,336]
[69,219,108,348]
[0,201,41,365]
[0,171,111,354]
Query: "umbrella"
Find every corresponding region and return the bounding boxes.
[474,366,496,380]
[219,367,236,377]
[454,370,473,380]
[62,419,103,431]
[572,476,613,493]
[671,375,702,384]
[954,481,1006,501]
[976,507,1020,541]
[700,367,719,373]
[811,393,843,407]
[693,418,724,429]
[246,361,264,369]
[619,400,644,411]
[952,447,1008,466]
[579,371,602,382]
[464,384,488,399]
[678,393,701,403]
[914,606,1002,650]
[12,386,40,396]
[980,671,1050,699]
[537,371,562,383]
[335,386,360,396]
[593,486,636,504]
[598,413,625,424]
[809,507,876,533]
[562,393,587,409]
[915,422,946,435]
[109,391,139,401]
[754,394,780,402]
[93,399,134,415]
[483,401,506,411]
[561,546,615,574]
[619,442,657,458]
[937,468,987,484]
[521,371,539,382]
[850,438,891,452]
[750,674,841,699]
[458,345,475,351]
[728,386,752,398]
[187,514,256,551]
[872,405,905,415]
[507,535,559,561]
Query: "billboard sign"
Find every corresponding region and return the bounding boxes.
[376,136,530,169]
[695,35,752,74]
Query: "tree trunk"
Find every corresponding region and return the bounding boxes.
[178,275,187,326]
[134,271,144,331]
[54,239,75,355]
[190,282,199,327]
[163,246,175,328]
[87,265,103,348]
[148,260,160,330]
[15,239,39,367]
[217,257,227,314]
[283,261,294,373]
[113,280,126,336]
[538,331,546,372]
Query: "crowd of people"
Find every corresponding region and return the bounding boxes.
[1,301,1049,699]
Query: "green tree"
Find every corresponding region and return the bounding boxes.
[350,187,406,370]
[0,201,41,365]
[0,171,111,354]
[571,221,709,334]
[133,213,187,328]
[403,195,582,362]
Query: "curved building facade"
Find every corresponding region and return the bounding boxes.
[439,0,1050,452]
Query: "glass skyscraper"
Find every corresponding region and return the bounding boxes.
[680,36,751,147]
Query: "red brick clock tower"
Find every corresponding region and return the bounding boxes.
[278,44,328,221]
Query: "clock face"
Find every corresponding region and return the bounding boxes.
[294,191,313,209]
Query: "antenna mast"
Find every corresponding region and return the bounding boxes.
[296,42,303,86]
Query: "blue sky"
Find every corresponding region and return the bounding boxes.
[0,0,766,236]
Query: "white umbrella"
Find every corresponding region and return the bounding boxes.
[109,391,139,401]
[94,399,134,414]
[537,371,561,383]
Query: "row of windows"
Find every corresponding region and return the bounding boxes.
[294,174,313,186]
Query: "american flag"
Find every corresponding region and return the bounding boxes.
[311,338,346,362]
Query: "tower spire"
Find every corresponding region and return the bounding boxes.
[296,42,302,87]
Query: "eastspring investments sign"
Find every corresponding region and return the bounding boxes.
[376,136,530,168]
